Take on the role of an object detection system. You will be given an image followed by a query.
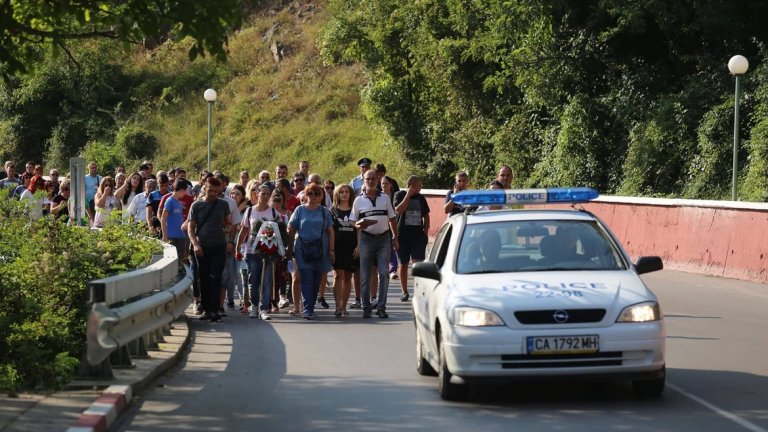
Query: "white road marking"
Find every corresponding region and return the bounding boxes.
[668,382,767,432]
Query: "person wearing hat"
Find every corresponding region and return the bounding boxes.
[350,157,372,196]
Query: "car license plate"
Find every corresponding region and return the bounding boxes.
[527,335,599,355]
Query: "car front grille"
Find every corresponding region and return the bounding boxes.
[501,351,623,369]
[514,309,606,324]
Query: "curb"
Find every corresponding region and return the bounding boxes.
[65,316,192,432]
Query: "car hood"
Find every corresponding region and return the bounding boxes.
[450,271,654,326]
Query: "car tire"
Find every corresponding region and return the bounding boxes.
[416,328,437,376]
[438,333,468,401]
[632,366,665,398]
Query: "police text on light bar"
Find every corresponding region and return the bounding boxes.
[451,187,599,206]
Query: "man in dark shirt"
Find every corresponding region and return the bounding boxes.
[393,176,430,301]
[444,171,475,216]
[188,177,231,322]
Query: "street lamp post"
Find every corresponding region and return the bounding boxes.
[728,55,748,201]
[203,88,218,172]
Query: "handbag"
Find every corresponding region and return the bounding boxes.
[302,239,323,261]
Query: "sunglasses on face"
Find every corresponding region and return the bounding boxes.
[294,178,304,183]
[307,192,322,197]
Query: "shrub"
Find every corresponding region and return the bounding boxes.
[116,125,159,161]
[0,199,159,392]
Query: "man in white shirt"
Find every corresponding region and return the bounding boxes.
[350,170,398,318]
[349,157,371,196]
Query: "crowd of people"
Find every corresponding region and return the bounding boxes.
[0,156,514,322]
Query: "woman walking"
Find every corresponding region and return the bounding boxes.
[287,182,334,320]
[330,184,358,316]
[236,184,286,321]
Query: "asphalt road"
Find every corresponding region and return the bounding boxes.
[115,270,768,432]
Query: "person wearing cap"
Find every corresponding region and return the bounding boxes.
[350,157,372,196]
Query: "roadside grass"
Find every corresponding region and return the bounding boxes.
[127,1,415,183]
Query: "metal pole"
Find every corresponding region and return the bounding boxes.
[732,75,741,201]
[207,101,213,172]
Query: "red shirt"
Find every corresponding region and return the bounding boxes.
[159,192,195,220]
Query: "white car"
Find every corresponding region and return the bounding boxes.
[412,188,665,401]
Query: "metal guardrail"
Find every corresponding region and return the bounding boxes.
[79,240,193,379]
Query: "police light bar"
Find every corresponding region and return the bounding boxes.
[451,187,599,206]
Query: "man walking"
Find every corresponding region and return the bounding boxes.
[188,177,231,322]
[351,170,398,318]
[393,175,430,301]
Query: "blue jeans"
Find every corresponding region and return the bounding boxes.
[247,254,277,311]
[359,232,391,312]
[299,269,322,316]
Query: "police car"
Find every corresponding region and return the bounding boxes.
[412,188,665,401]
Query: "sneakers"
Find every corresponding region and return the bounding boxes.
[278,298,291,309]
[260,311,271,321]
[227,302,236,310]
[350,298,362,309]
[249,309,258,319]
[371,297,378,310]
[318,297,329,309]
[376,310,389,319]
[218,307,227,317]
[362,310,372,319]
[400,292,410,302]
[389,272,398,280]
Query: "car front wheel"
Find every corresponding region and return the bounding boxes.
[632,366,665,398]
[438,333,468,401]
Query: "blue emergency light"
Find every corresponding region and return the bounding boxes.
[451,187,599,206]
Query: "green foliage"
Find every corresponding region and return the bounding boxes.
[0,199,159,391]
[116,125,159,161]
[81,141,124,178]
[0,0,246,76]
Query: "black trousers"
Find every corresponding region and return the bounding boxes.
[194,243,227,315]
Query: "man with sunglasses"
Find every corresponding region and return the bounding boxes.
[350,170,398,319]
[292,172,306,197]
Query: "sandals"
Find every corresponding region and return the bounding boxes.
[334,309,343,317]
[288,309,301,316]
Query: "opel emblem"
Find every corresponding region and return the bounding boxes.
[553,310,569,323]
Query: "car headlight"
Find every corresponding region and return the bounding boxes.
[449,307,505,326]
[616,302,661,322]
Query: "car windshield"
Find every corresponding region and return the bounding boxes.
[456,219,627,274]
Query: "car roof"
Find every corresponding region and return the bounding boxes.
[462,209,597,225]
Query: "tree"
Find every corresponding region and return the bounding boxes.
[0,0,247,76]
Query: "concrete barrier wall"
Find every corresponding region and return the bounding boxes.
[421,189,768,283]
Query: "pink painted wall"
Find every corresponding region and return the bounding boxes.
[422,190,768,283]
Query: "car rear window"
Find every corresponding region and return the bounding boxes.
[456,219,626,274]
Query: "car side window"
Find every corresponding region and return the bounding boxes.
[434,226,453,268]
[429,224,450,262]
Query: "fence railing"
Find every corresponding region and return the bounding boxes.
[78,240,193,380]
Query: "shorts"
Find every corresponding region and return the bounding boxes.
[333,250,360,272]
[397,230,427,264]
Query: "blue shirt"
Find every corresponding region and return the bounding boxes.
[163,197,185,239]
[85,174,101,202]
[289,205,333,272]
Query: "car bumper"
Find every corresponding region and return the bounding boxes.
[441,322,665,381]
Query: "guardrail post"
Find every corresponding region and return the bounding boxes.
[110,346,134,369]
[75,351,115,380]
[127,337,149,359]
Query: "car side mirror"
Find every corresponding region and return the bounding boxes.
[635,256,663,275]
[412,261,441,282]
